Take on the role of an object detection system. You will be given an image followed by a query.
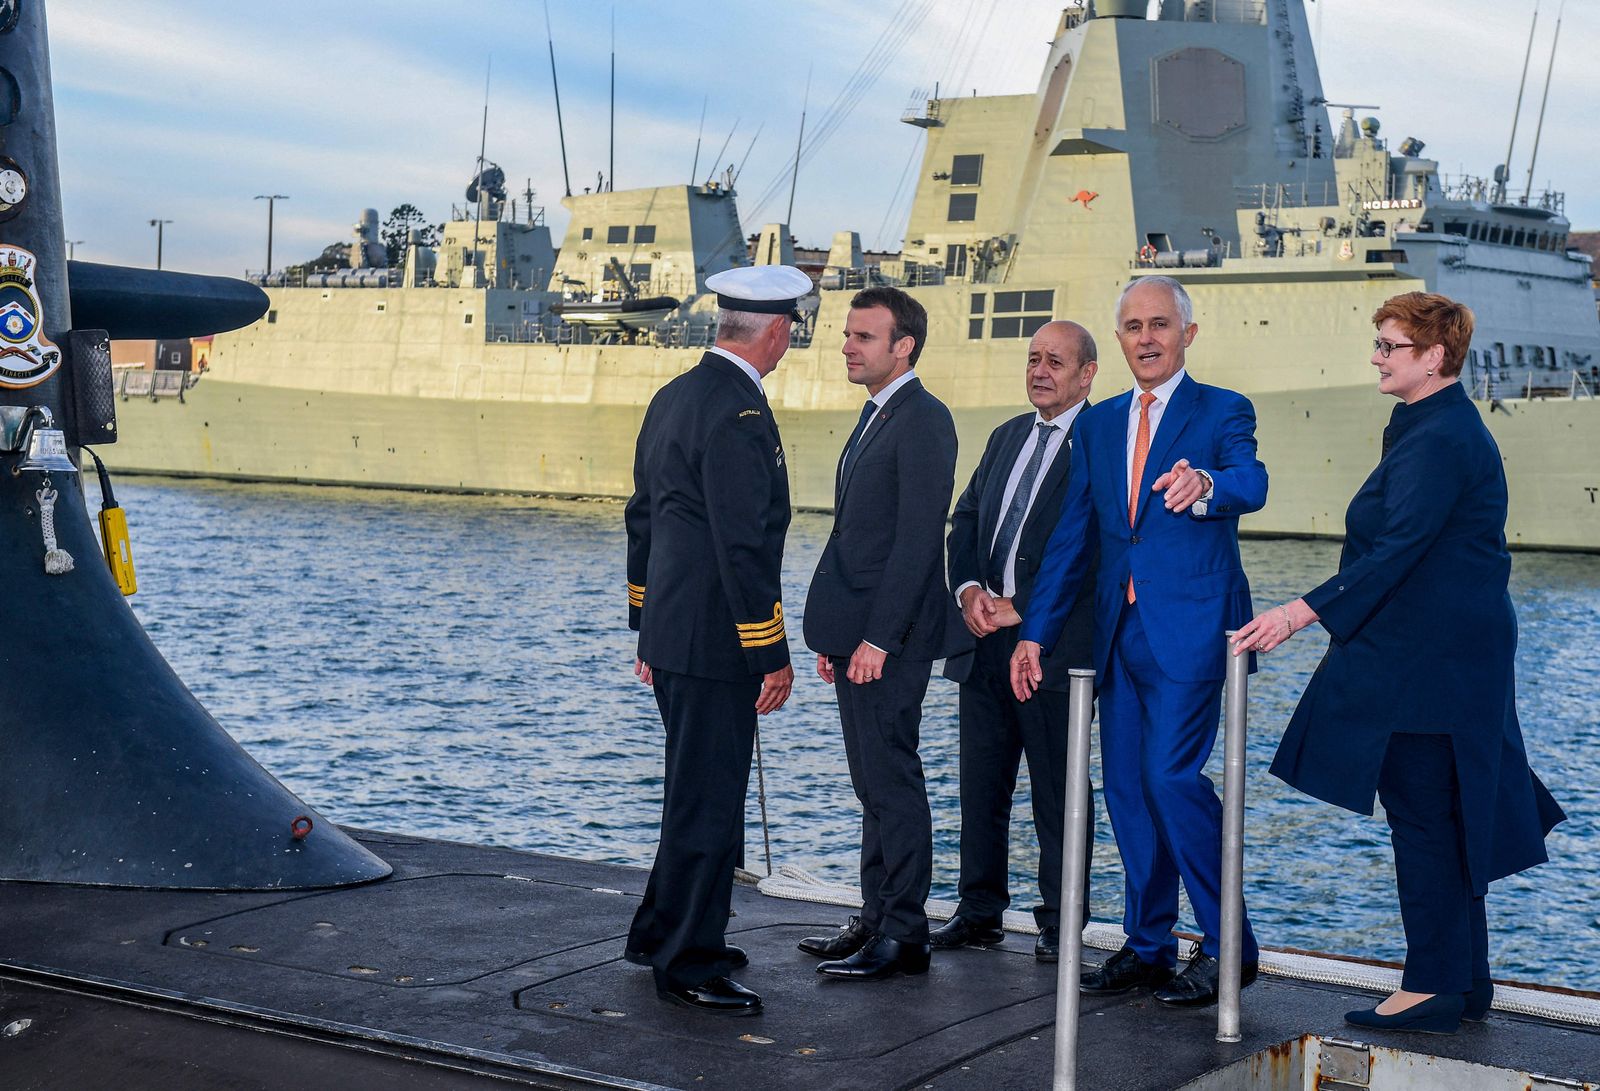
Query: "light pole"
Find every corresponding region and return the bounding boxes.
[253,194,288,274]
[148,218,172,269]
[66,239,84,260]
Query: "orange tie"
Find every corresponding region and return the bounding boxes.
[1127,392,1156,603]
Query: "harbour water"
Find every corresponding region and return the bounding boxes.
[103,476,1599,990]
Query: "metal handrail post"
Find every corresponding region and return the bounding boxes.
[1217,632,1249,1043]
[1052,668,1097,1090]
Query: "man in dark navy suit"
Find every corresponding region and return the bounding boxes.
[934,320,1098,963]
[799,286,971,981]
[1014,276,1267,1008]
[624,264,812,1016]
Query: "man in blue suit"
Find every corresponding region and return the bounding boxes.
[1012,275,1266,1007]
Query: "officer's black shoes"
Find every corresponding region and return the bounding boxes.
[1079,945,1175,995]
[815,933,932,980]
[929,915,1005,949]
[1152,953,1258,1007]
[1034,925,1060,963]
[656,975,763,1016]
[798,915,873,959]
[624,944,748,969]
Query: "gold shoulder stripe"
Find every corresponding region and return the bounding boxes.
[739,628,786,649]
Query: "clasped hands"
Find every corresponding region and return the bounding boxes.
[959,584,1020,638]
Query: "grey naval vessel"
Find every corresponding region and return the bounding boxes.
[106,0,1600,551]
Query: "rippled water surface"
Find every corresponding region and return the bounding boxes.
[104,477,1599,989]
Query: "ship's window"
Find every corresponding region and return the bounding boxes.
[266,309,277,324]
[1468,224,1481,240]
[1489,226,1502,244]
[1511,229,1524,247]
[464,313,474,325]
[607,225,629,244]
[968,319,984,340]
[1495,342,1506,365]
[928,247,940,255]
[951,154,984,186]
[1514,345,1525,366]
[970,293,986,314]
[948,193,978,222]
[989,289,1053,338]
[1444,221,1467,237]
[582,227,594,241]
[1549,345,1557,370]
[634,225,657,244]
[945,243,968,279]
[376,302,386,313]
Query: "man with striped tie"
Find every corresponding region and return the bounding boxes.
[935,321,1099,964]
[1011,276,1268,1008]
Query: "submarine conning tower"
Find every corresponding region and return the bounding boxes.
[0,1,389,889]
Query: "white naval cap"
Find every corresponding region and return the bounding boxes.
[705,264,813,319]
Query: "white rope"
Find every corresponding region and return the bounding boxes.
[755,865,1600,1028]
[36,484,74,575]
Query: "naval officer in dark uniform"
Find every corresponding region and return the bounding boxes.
[624,263,812,1016]
[935,320,1098,963]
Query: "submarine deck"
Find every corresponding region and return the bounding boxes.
[2,830,1595,1090]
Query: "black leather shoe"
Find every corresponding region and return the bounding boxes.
[1345,992,1464,1035]
[1035,926,1060,963]
[1153,953,1258,1007]
[624,944,747,969]
[1080,945,1174,995]
[798,915,873,959]
[816,933,931,980]
[656,975,762,1016]
[929,915,1005,949]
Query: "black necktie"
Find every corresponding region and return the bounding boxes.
[986,421,1058,593]
[838,400,879,487]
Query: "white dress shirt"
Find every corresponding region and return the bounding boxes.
[1124,366,1213,516]
[956,399,1085,603]
[1125,367,1188,499]
[709,345,764,394]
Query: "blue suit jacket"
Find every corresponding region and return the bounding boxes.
[1019,374,1267,684]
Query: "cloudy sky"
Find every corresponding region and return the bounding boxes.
[47,0,1599,276]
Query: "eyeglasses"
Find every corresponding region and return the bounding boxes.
[1373,338,1418,359]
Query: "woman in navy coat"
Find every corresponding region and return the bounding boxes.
[1232,292,1564,1035]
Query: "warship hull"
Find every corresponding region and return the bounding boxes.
[107,280,1600,551]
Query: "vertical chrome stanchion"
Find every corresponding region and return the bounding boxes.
[1217,632,1249,1043]
[1052,668,1097,1091]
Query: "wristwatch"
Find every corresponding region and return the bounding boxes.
[1191,469,1215,516]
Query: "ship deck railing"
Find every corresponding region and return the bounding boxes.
[481,317,816,351]
[114,367,196,402]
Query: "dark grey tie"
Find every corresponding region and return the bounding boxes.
[838,400,879,487]
[986,422,1058,593]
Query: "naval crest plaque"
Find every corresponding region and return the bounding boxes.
[0,245,60,389]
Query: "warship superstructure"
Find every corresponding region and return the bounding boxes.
[108,0,1600,550]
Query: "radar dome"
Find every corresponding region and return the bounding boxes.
[1360,116,1381,137]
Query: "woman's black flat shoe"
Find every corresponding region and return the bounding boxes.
[1463,978,1494,1022]
[1345,992,1465,1035]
